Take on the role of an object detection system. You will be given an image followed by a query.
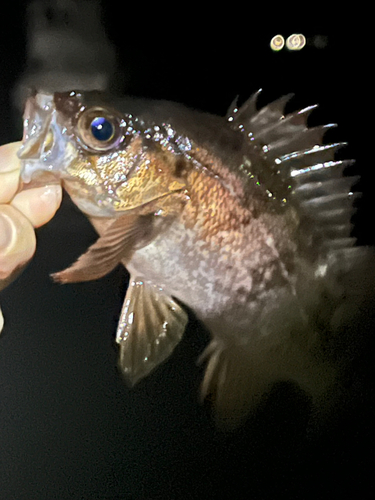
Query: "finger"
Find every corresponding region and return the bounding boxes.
[0,142,22,203]
[0,204,36,287]
[11,183,63,228]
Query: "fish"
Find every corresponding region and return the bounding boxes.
[16,89,374,427]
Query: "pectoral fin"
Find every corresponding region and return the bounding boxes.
[52,190,188,284]
[52,213,153,283]
[116,278,188,385]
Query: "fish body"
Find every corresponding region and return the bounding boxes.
[18,90,371,426]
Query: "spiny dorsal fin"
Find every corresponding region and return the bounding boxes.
[227,90,360,257]
[227,90,293,132]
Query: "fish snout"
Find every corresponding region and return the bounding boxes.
[18,93,70,183]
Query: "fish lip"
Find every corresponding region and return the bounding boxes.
[18,93,55,161]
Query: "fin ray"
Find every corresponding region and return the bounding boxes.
[117,278,188,386]
[228,94,360,258]
[52,213,152,283]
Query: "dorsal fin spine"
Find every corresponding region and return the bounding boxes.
[227,93,361,256]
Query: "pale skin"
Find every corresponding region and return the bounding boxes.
[0,141,63,332]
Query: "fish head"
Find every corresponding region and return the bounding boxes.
[18,91,188,218]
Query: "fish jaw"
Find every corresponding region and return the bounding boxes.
[18,93,77,184]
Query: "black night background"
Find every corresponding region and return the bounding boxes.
[0,2,374,499]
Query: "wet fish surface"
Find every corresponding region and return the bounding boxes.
[17,90,374,427]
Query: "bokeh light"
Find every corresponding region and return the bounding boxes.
[270,34,285,51]
[286,34,306,50]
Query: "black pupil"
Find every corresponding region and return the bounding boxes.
[90,117,114,141]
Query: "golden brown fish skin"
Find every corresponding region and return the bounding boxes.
[182,168,250,243]
[121,142,301,339]
[181,152,286,243]
[62,137,144,211]
[114,145,186,211]
[66,136,142,187]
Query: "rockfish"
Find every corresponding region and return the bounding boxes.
[17,90,372,427]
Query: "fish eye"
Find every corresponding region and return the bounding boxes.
[77,107,123,152]
[90,117,115,142]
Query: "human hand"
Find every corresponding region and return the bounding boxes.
[0,142,62,332]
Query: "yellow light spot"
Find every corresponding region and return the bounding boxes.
[270,35,285,51]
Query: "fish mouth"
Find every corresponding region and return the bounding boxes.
[18,93,72,183]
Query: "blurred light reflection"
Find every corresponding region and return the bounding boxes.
[270,35,285,51]
[271,33,310,51]
[286,34,306,50]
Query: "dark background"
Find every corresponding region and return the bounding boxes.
[1,3,374,499]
